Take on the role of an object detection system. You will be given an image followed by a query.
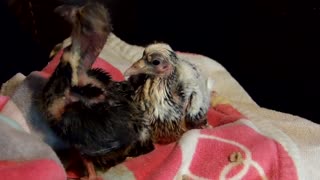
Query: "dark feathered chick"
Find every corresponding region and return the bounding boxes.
[41,2,153,179]
[124,43,213,144]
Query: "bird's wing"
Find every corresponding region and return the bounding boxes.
[177,61,210,129]
[87,68,111,85]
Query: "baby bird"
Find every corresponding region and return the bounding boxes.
[41,2,153,179]
[125,43,213,144]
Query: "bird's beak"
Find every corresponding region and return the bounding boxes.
[124,59,147,76]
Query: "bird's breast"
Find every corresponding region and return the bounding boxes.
[134,78,182,123]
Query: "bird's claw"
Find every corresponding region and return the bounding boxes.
[80,176,103,180]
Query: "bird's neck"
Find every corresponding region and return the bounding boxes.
[65,33,107,86]
[73,35,107,73]
[82,35,106,66]
[148,66,178,91]
[138,66,182,122]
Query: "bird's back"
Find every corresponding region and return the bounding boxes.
[51,91,146,168]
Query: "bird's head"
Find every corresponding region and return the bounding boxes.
[54,2,112,53]
[125,43,178,77]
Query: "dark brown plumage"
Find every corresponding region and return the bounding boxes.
[41,2,153,179]
[125,43,213,144]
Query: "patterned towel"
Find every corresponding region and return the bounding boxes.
[1,33,320,180]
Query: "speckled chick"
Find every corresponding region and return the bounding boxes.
[125,43,213,144]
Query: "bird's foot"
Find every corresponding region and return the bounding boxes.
[80,176,103,180]
[81,157,101,180]
[201,121,211,129]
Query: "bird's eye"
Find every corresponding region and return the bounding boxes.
[152,59,161,66]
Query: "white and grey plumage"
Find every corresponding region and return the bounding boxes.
[125,43,213,144]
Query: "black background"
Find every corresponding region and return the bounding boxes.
[1,0,319,121]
